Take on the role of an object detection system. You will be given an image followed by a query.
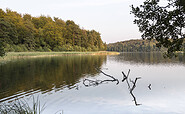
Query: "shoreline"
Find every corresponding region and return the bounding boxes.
[0,51,120,62]
[6,51,120,56]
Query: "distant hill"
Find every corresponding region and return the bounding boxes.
[107,39,164,52]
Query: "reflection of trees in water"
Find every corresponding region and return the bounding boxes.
[112,53,185,64]
[0,55,107,101]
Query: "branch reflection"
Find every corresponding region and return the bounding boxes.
[83,68,142,106]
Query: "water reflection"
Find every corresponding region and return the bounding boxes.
[1,53,185,114]
[111,52,185,65]
[0,55,107,102]
[83,68,119,87]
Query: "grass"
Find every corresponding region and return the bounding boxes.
[0,96,45,114]
[0,51,119,63]
[6,51,120,56]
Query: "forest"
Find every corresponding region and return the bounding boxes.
[107,39,165,52]
[0,8,107,53]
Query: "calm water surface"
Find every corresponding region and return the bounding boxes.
[0,53,185,114]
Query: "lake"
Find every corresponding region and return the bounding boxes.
[0,52,185,114]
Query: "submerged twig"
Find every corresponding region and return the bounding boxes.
[148,84,152,90]
[96,68,119,85]
[121,69,142,106]
[83,68,119,87]
[129,77,142,106]
[122,69,131,89]
[83,68,142,106]
[130,77,141,91]
[130,91,141,106]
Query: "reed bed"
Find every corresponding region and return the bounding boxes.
[0,51,119,63]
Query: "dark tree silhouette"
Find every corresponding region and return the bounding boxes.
[131,0,185,57]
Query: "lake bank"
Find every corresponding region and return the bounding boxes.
[0,51,119,63]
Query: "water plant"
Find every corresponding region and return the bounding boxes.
[0,96,45,114]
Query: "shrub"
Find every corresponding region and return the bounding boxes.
[91,46,99,51]
[74,45,81,51]
[53,46,64,52]
[43,47,52,52]
[36,47,44,52]
[53,47,60,52]
[62,45,74,51]
[4,44,15,52]
[81,47,87,52]
[86,47,92,51]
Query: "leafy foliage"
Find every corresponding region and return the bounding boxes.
[131,0,185,57]
[0,8,107,56]
[0,41,5,57]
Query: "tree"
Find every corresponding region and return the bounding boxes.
[21,20,36,50]
[0,17,18,53]
[65,20,81,46]
[0,40,5,57]
[131,0,185,57]
[43,21,64,49]
[0,8,107,53]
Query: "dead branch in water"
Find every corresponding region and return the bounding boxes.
[129,77,142,106]
[122,69,142,106]
[96,68,119,85]
[130,91,141,106]
[83,68,119,87]
[130,77,141,92]
[83,68,142,106]
[122,69,131,89]
[148,84,152,90]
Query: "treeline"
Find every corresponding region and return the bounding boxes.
[0,8,107,53]
[107,39,163,52]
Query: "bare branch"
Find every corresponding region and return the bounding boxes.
[129,77,142,106]
[83,68,142,106]
[122,69,131,89]
[96,68,119,85]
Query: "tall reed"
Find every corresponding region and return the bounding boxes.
[0,96,45,114]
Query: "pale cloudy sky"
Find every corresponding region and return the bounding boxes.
[0,0,145,43]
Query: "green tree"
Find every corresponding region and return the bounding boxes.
[0,18,17,42]
[0,40,5,57]
[0,9,6,18]
[0,18,18,52]
[23,14,32,21]
[22,20,36,50]
[81,29,88,48]
[43,21,64,49]
[131,0,185,57]
[0,8,106,53]
[65,20,81,46]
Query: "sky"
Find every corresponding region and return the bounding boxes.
[0,0,145,43]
